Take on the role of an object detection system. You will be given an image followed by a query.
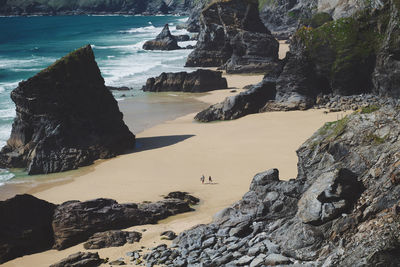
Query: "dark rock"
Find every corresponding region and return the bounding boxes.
[49,252,104,267]
[164,191,200,205]
[161,231,177,240]
[174,34,190,42]
[0,45,135,175]
[185,0,279,73]
[143,24,180,51]
[142,69,227,93]
[264,253,292,265]
[83,230,142,249]
[107,86,130,91]
[185,45,195,49]
[194,78,276,122]
[109,259,126,265]
[52,198,192,250]
[0,194,56,263]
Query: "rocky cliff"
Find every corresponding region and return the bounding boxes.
[0,0,197,16]
[145,104,400,266]
[185,0,280,74]
[196,0,399,121]
[0,45,135,175]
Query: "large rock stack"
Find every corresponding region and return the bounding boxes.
[185,0,280,74]
[0,45,135,175]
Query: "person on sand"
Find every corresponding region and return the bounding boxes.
[200,175,205,184]
[209,176,213,183]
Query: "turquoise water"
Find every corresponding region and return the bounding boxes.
[0,15,195,184]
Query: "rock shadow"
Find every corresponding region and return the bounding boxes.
[131,135,195,153]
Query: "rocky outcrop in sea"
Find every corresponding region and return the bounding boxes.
[142,69,227,92]
[144,104,400,266]
[185,0,280,74]
[0,45,135,175]
[0,192,198,263]
[143,24,181,51]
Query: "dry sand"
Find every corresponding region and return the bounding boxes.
[2,73,348,267]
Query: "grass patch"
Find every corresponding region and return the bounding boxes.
[360,105,380,114]
[366,133,388,144]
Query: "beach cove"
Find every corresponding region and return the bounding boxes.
[1,72,348,266]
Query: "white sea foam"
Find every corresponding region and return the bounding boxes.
[0,57,55,69]
[178,40,197,47]
[119,25,163,34]
[177,17,189,22]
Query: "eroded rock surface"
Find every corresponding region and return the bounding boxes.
[0,45,135,175]
[83,230,142,249]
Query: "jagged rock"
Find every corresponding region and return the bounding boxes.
[52,198,192,250]
[194,78,276,122]
[49,252,104,267]
[142,69,227,93]
[264,253,292,265]
[83,230,142,249]
[186,0,211,32]
[0,45,135,175]
[143,24,180,51]
[0,194,56,263]
[164,191,200,205]
[297,168,364,225]
[185,0,279,73]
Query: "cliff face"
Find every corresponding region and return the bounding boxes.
[0,0,196,15]
[0,45,135,175]
[185,0,280,74]
[146,105,400,267]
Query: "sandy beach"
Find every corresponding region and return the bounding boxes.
[1,72,349,267]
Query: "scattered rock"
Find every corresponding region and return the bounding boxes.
[142,69,227,93]
[0,45,135,175]
[143,24,180,51]
[49,252,104,267]
[164,191,200,205]
[161,231,177,240]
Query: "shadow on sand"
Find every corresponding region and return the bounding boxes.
[132,134,195,153]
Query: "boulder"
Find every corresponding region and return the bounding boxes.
[174,34,190,42]
[0,194,56,263]
[49,252,104,267]
[0,45,135,175]
[52,198,192,250]
[143,24,180,51]
[194,78,276,122]
[185,0,279,73]
[161,231,177,240]
[83,230,142,249]
[142,69,227,93]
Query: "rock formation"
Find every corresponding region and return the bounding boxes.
[195,0,400,121]
[142,69,227,92]
[0,194,56,264]
[195,78,277,122]
[52,197,193,250]
[185,0,280,74]
[144,104,400,266]
[0,45,135,175]
[83,230,142,249]
[49,252,104,267]
[143,24,180,51]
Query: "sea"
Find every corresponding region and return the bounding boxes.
[0,15,197,186]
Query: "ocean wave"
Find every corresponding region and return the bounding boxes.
[0,107,15,119]
[93,41,146,51]
[178,40,197,47]
[177,17,188,22]
[0,81,19,93]
[119,25,163,34]
[0,169,15,186]
[0,57,55,69]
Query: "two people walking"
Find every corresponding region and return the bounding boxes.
[200,174,213,184]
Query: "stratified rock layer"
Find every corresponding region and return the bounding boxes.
[0,45,135,175]
[83,230,142,249]
[185,0,279,73]
[142,69,227,92]
[145,105,400,266]
[0,194,56,263]
[143,24,180,51]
